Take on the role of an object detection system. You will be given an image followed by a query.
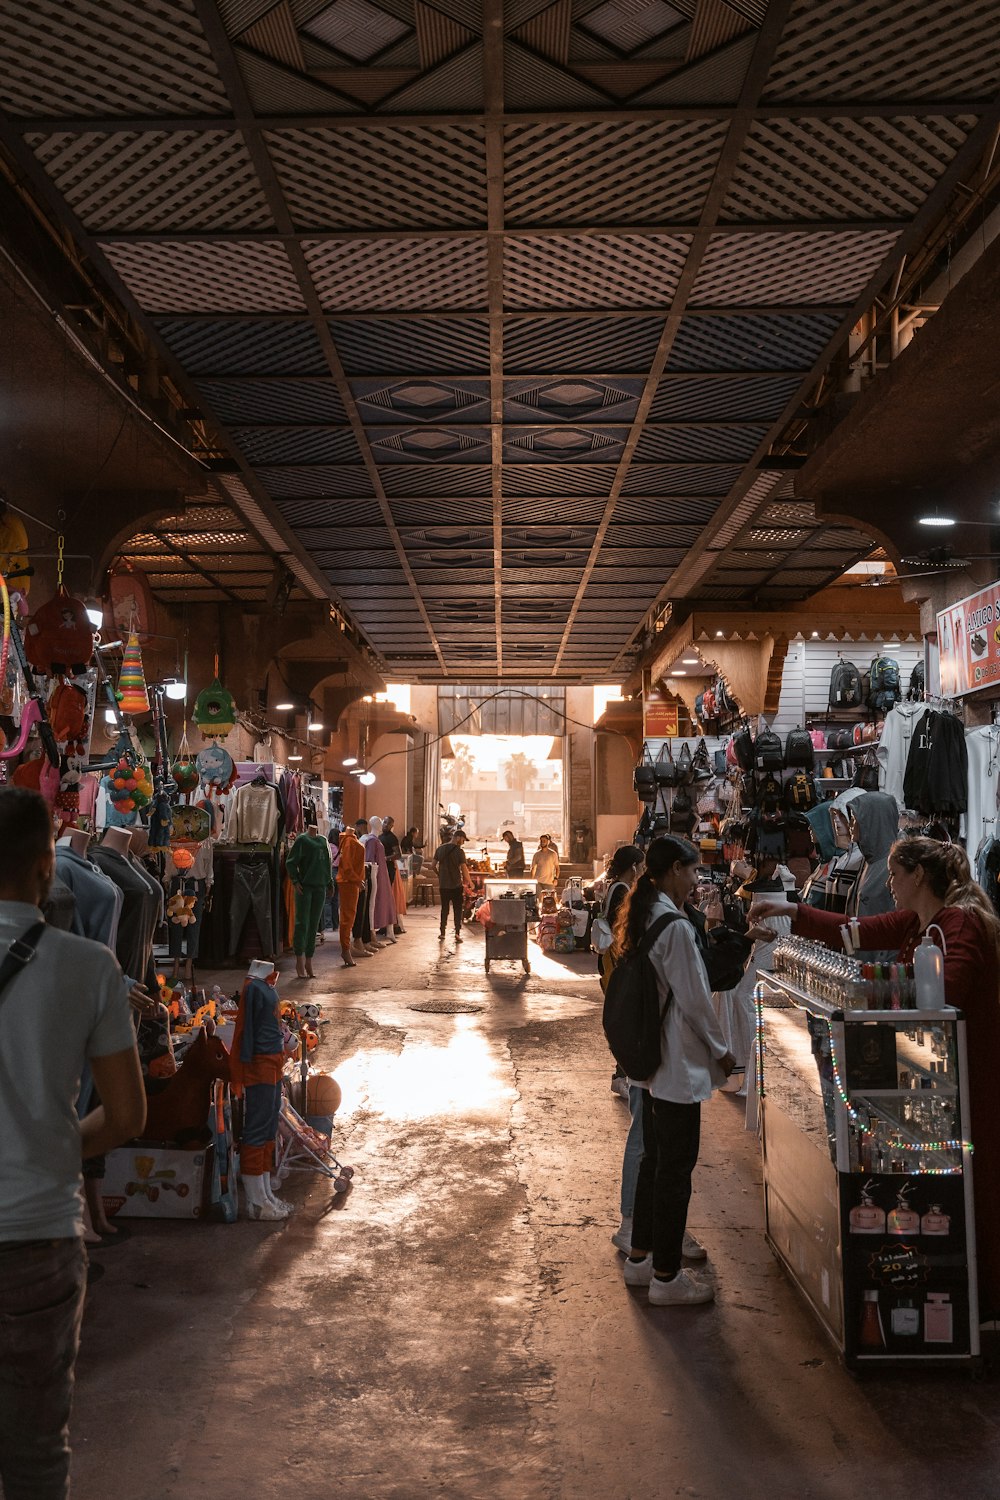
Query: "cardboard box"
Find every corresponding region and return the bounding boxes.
[101,1144,214,1219]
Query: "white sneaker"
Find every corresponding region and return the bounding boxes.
[610,1076,630,1101]
[623,1254,653,1287]
[611,1216,632,1254]
[682,1231,708,1261]
[648,1268,715,1306]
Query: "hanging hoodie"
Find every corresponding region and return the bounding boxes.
[903,710,968,815]
[877,702,929,808]
[846,791,900,963]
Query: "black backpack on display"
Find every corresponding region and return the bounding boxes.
[783,726,815,771]
[754,726,784,772]
[829,659,864,710]
[907,660,925,702]
[669,785,696,836]
[602,912,680,1079]
[867,655,901,715]
[785,770,818,812]
[715,677,737,717]
[749,775,787,860]
[731,723,755,772]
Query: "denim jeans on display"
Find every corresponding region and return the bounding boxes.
[0,1237,88,1500]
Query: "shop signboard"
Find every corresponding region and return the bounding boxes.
[643,691,679,738]
[937,578,1000,697]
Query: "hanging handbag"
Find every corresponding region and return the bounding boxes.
[633,743,657,804]
[654,741,679,788]
[675,741,694,785]
[852,749,880,791]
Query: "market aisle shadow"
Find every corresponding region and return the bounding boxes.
[73,911,1000,1499]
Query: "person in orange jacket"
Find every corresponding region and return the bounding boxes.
[336,826,366,968]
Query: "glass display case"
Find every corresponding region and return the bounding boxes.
[757,969,979,1368]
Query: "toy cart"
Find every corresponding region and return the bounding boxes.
[483,878,533,975]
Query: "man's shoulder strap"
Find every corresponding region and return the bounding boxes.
[0,922,47,1010]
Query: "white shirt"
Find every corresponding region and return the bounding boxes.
[966,726,1000,857]
[876,702,929,808]
[640,894,731,1104]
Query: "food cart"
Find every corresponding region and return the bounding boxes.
[482,877,534,975]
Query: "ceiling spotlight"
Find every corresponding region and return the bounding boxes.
[307,721,324,733]
[274,701,295,711]
[85,599,104,628]
[358,771,376,785]
[811,631,820,638]
[104,707,117,725]
[716,630,724,638]
[342,756,358,767]
[918,511,956,528]
[163,677,187,701]
[670,670,687,676]
[288,753,303,763]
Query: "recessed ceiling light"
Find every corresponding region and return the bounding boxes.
[358,771,376,785]
[307,721,324,733]
[274,701,295,711]
[682,657,699,665]
[918,512,956,527]
[342,756,358,767]
[288,753,303,762]
[671,670,687,676]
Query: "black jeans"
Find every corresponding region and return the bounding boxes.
[0,1237,88,1500]
[229,859,273,954]
[439,886,463,934]
[630,1093,701,1276]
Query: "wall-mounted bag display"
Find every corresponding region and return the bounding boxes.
[784,726,815,770]
[753,726,784,773]
[633,744,657,804]
[829,658,864,710]
[654,741,678,788]
[675,741,694,785]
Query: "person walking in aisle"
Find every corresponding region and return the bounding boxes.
[433,828,468,942]
[336,824,366,968]
[530,833,560,898]
[618,836,736,1306]
[286,824,333,979]
[0,788,146,1499]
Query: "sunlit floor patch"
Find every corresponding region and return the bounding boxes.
[336,1014,515,1121]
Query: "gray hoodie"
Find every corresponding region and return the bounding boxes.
[848,792,901,962]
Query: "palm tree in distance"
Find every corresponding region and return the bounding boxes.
[445,743,477,790]
[503,751,538,792]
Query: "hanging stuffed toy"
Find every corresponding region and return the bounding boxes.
[116,631,150,717]
[193,675,236,741]
[167,889,198,927]
[148,791,174,853]
[47,679,88,745]
[195,742,234,789]
[0,510,30,598]
[24,588,94,675]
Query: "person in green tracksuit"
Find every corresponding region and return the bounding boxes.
[286,824,333,978]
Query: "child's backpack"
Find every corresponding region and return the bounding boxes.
[785,770,817,812]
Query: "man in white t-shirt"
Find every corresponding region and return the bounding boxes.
[530,834,560,896]
[0,789,145,1499]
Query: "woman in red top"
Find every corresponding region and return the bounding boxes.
[751,837,1000,1318]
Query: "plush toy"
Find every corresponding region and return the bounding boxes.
[193,676,236,740]
[167,890,198,927]
[195,743,234,789]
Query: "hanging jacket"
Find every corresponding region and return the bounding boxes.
[846,792,899,922]
[876,702,929,808]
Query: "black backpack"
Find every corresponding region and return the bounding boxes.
[868,655,901,714]
[907,660,925,702]
[754,727,784,772]
[602,912,679,1078]
[669,785,696,836]
[701,926,752,992]
[715,677,737,716]
[731,724,755,772]
[784,726,815,770]
[829,659,864,709]
[785,770,817,812]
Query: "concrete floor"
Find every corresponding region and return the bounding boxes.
[74,911,1000,1500]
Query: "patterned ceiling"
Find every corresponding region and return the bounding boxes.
[3,0,1000,679]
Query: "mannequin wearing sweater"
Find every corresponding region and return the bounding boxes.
[336,827,367,967]
[285,825,332,978]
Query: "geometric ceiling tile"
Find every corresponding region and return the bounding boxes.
[763,0,1000,102]
[196,378,347,425]
[504,316,664,372]
[621,462,743,494]
[666,313,842,371]
[26,131,273,234]
[303,0,410,62]
[690,230,900,305]
[153,319,327,375]
[504,118,730,226]
[258,464,375,498]
[506,378,642,421]
[235,45,359,111]
[686,0,752,61]
[241,1,306,68]
[355,380,489,421]
[376,43,485,112]
[631,28,757,103]
[330,318,491,374]
[504,427,626,460]
[267,126,488,228]
[651,374,801,421]
[504,234,690,308]
[228,426,362,465]
[633,424,767,462]
[501,465,615,496]
[0,0,229,116]
[504,39,612,109]
[414,0,474,68]
[721,115,978,223]
[379,464,493,496]
[370,427,491,460]
[303,237,488,309]
[581,0,686,54]
[100,241,306,314]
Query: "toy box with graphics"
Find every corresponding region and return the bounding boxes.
[101,1144,214,1219]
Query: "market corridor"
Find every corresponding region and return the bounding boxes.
[74,912,1000,1500]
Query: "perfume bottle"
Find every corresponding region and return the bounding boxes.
[891,1298,920,1337]
[860,1289,886,1349]
[921,1203,951,1237]
[887,1183,919,1236]
[924,1292,954,1343]
[850,1181,886,1235]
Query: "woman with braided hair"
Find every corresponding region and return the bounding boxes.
[750,836,1000,1316]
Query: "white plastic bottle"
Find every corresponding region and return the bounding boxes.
[913,932,945,1010]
